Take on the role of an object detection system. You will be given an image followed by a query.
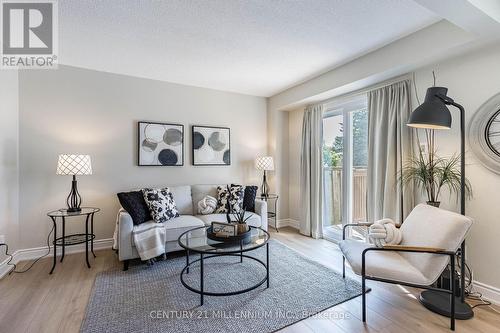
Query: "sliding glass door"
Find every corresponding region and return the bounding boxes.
[322,96,368,241]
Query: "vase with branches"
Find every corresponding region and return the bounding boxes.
[231,209,251,234]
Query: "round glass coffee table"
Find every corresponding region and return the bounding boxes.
[178,226,270,305]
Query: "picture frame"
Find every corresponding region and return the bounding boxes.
[211,222,236,237]
[138,121,184,166]
[192,125,231,166]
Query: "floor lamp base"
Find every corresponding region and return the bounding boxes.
[419,290,474,320]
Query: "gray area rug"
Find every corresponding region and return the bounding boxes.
[81,239,361,333]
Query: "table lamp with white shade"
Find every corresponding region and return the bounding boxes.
[56,154,93,212]
[255,156,274,197]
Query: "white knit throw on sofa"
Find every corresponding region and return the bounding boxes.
[368,218,402,247]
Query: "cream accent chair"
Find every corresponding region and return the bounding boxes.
[339,204,473,331]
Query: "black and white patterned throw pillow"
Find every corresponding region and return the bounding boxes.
[141,188,180,223]
[215,185,244,213]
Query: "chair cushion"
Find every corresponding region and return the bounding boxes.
[399,204,473,284]
[196,212,262,228]
[339,239,429,285]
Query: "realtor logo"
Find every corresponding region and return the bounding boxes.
[1,0,58,68]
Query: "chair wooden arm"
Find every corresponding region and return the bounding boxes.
[382,245,446,253]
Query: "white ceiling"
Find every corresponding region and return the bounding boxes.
[59,0,440,97]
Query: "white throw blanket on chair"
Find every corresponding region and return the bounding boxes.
[132,222,167,260]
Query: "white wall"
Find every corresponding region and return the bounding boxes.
[0,71,19,257]
[18,65,267,249]
[413,43,500,290]
[266,104,289,221]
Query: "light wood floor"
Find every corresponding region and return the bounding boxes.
[1,227,499,333]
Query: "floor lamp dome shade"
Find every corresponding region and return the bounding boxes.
[407,87,452,129]
[255,156,274,197]
[57,154,93,213]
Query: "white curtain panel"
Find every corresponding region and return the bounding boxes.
[367,80,414,224]
[300,104,324,238]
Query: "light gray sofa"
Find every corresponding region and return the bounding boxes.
[116,185,267,269]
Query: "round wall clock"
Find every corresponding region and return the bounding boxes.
[468,92,500,174]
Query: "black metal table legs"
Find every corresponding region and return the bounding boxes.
[186,236,190,274]
[85,214,91,268]
[91,213,96,258]
[266,242,269,288]
[182,243,270,307]
[50,217,57,274]
[200,253,204,306]
[60,217,65,262]
[273,198,279,232]
[48,212,96,274]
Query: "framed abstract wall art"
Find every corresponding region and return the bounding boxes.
[192,125,230,166]
[138,121,184,166]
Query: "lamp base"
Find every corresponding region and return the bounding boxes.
[419,290,474,320]
[261,171,269,198]
[66,175,82,213]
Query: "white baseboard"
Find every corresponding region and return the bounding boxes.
[0,238,114,279]
[273,218,300,230]
[471,280,500,305]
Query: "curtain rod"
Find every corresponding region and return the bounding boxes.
[320,72,413,107]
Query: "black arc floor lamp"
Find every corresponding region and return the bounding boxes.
[407,86,473,319]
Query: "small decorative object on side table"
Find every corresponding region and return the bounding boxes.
[47,207,100,274]
[261,194,279,232]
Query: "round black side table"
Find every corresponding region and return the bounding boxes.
[47,207,100,274]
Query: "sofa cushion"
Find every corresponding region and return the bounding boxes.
[164,215,206,242]
[196,212,262,228]
[132,215,205,246]
[191,185,219,213]
[339,239,429,285]
[117,191,152,225]
[169,185,193,215]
